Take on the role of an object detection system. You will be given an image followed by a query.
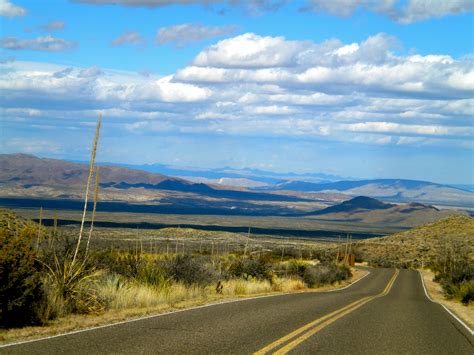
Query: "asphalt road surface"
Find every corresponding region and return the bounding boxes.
[2,268,473,354]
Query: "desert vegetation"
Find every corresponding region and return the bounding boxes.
[430,238,473,304]
[0,208,353,330]
[356,215,474,304]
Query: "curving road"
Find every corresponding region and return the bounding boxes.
[2,269,473,354]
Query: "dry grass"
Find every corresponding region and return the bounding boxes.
[420,269,473,328]
[0,268,366,345]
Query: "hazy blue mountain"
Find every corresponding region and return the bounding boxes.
[99,162,346,185]
[261,179,473,208]
[450,184,474,192]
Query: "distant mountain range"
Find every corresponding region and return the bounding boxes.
[450,184,474,192]
[0,154,471,220]
[100,160,472,208]
[261,179,473,208]
[102,161,346,186]
[0,154,323,216]
[0,153,306,201]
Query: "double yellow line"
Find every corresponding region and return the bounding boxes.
[254,269,399,355]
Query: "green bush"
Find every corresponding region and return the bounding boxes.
[303,263,352,288]
[286,259,308,278]
[431,239,473,304]
[92,250,144,279]
[441,280,474,304]
[0,226,45,327]
[228,257,273,281]
[168,255,218,286]
[137,260,170,287]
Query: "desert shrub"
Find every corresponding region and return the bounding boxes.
[98,250,143,278]
[0,226,46,327]
[286,259,309,278]
[167,255,218,286]
[441,280,474,305]
[368,257,400,268]
[92,250,172,288]
[227,256,273,281]
[431,239,473,304]
[350,247,364,263]
[42,254,105,316]
[303,263,351,288]
[137,260,170,288]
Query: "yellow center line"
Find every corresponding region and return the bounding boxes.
[276,269,399,354]
[254,269,399,355]
[253,296,372,355]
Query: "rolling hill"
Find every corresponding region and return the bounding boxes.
[1,153,173,186]
[304,196,463,227]
[355,215,474,266]
[306,196,395,215]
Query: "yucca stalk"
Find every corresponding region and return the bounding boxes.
[342,233,349,264]
[49,211,58,248]
[36,206,43,251]
[73,114,101,265]
[346,234,352,264]
[244,226,251,256]
[85,166,100,258]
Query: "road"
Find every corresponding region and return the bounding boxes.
[2,268,473,354]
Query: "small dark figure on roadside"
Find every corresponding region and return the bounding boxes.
[216,280,223,294]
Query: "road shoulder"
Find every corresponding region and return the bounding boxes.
[419,269,473,330]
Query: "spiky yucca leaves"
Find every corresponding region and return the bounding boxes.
[41,254,104,316]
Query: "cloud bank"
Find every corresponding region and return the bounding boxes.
[72,0,474,23]
[1,32,472,149]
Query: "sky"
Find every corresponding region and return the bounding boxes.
[0,0,473,184]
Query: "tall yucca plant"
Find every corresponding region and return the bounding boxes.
[72,114,101,265]
[85,166,100,258]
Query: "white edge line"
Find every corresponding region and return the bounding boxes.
[1,269,371,348]
[418,270,473,336]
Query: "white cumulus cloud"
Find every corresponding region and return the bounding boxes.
[156,23,237,47]
[39,21,66,32]
[0,0,26,17]
[1,32,472,149]
[111,31,146,46]
[0,35,76,51]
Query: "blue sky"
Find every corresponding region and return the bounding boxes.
[0,0,473,184]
